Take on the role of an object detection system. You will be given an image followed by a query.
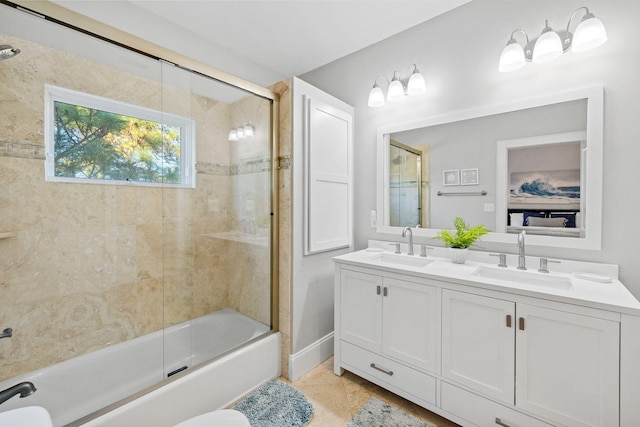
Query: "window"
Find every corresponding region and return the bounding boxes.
[45,85,195,187]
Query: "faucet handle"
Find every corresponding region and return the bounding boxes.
[538,258,561,273]
[389,242,401,254]
[420,245,434,257]
[490,253,508,268]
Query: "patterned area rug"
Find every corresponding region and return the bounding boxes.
[348,397,435,427]
[233,379,314,427]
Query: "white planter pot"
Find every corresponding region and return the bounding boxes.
[449,248,468,264]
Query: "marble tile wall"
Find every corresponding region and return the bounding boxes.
[271,79,292,377]
[0,32,274,381]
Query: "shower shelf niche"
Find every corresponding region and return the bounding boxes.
[0,231,16,240]
[202,230,269,247]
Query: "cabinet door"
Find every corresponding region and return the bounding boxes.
[516,304,620,427]
[442,289,515,404]
[382,278,438,372]
[340,269,382,352]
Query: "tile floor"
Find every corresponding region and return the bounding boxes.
[281,357,460,427]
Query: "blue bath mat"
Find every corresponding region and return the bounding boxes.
[348,397,435,427]
[233,378,314,427]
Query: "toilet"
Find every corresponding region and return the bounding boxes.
[173,409,251,427]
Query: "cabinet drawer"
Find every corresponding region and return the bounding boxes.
[441,382,552,427]
[341,341,436,405]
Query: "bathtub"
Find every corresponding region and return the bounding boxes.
[0,309,277,427]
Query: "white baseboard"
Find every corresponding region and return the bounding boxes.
[288,332,334,382]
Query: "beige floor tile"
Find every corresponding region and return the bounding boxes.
[285,357,461,427]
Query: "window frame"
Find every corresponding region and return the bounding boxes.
[44,84,196,188]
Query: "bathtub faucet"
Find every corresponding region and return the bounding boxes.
[0,382,36,405]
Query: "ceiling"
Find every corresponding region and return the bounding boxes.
[51,0,471,86]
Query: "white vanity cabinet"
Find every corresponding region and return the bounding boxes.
[337,268,439,405]
[441,289,620,427]
[334,256,628,427]
[441,290,516,404]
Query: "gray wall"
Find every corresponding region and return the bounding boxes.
[290,78,354,357]
[301,0,640,297]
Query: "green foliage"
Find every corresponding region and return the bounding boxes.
[433,217,490,249]
[53,101,182,184]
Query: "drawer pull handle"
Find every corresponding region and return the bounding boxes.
[519,317,525,331]
[506,315,512,328]
[376,285,381,295]
[370,363,393,376]
[495,418,513,427]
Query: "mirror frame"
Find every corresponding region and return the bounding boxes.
[376,85,603,250]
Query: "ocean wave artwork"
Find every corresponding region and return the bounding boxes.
[510,170,580,204]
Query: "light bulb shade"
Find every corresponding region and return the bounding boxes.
[499,40,526,72]
[228,130,239,142]
[572,15,607,52]
[407,70,426,95]
[243,124,254,137]
[387,74,404,102]
[237,127,245,138]
[368,83,385,107]
[532,28,563,63]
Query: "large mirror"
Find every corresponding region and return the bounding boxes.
[376,86,603,249]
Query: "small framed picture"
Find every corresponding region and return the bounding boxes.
[461,168,479,185]
[443,170,460,186]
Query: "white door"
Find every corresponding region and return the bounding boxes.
[340,269,382,352]
[516,304,620,427]
[442,290,515,404]
[382,278,438,372]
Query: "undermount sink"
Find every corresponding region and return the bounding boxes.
[370,253,434,268]
[0,406,53,427]
[472,266,572,289]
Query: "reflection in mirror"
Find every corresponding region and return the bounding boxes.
[377,86,603,249]
[497,131,586,238]
[389,140,426,227]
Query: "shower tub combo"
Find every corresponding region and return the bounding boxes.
[0,309,278,426]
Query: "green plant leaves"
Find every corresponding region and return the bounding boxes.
[434,216,490,249]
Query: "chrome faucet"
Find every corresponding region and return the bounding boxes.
[0,382,36,405]
[402,226,414,256]
[517,230,527,270]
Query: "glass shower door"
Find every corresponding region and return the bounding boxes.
[160,62,273,378]
[389,141,422,228]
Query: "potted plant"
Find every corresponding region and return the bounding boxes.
[434,217,490,264]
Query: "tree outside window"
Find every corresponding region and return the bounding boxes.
[45,86,194,187]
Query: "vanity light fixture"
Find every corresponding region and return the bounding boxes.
[228,124,254,142]
[498,6,607,72]
[367,64,426,107]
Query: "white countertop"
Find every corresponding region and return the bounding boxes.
[334,242,640,316]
